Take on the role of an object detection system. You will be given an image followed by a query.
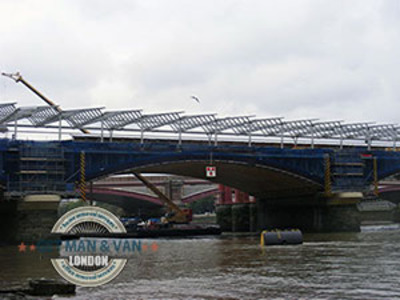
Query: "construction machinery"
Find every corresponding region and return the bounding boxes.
[1,72,89,134]
[132,172,192,224]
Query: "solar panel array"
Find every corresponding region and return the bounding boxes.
[1,103,399,146]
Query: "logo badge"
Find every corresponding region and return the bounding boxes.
[51,206,127,287]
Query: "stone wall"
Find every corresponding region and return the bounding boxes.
[0,195,61,244]
[16,195,60,243]
[216,203,257,233]
[0,200,18,244]
[256,194,362,233]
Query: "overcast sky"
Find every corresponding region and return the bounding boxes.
[1,0,400,124]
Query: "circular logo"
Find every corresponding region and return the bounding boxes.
[51,206,127,287]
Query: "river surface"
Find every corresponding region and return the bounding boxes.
[1,225,400,299]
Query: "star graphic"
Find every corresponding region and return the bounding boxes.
[151,242,159,252]
[29,244,36,252]
[18,242,27,252]
[142,244,148,252]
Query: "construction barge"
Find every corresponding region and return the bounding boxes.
[59,224,221,240]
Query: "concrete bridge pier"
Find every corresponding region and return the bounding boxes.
[15,195,61,243]
[216,203,258,232]
[0,200,18,244]
[216,187,258,232]
[216,185,232,232]
[232,203,250,232]
[216,204,232,232]
[257,193,362,233]
[249,203,258,232]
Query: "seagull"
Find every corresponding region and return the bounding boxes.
[191,95,200,103]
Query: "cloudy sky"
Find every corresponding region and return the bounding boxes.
[1,0,400,124]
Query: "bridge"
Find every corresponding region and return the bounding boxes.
[2,138,398,196]
[85,175,219,214]
[2,102,400,241]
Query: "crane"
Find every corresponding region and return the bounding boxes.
[1,72,89,134]
[132,172,192,224]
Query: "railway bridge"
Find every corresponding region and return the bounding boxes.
[1,102,400,241]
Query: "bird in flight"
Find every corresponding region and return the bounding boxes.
[191,95,200,103]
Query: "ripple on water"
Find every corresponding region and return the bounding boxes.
[2,230,400,299]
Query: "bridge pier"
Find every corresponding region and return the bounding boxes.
[216,204,232,232]
[0,195,61,244]
[216,186,258,233]
[216,203,258,232]
[257,193,362,233]
[249,203,258,232]
[17,195,61,242]
[232,203,250,232]
[0,200,18,244]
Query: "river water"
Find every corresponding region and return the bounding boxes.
[1,225,400,299]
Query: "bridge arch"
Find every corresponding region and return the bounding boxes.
[2,140,331,196]
[83,157,323,199]
[86,186,220,214]
[87,187,163,211]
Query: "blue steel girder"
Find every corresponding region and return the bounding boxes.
[4,139,400,195]
[369,150,400,180]
[58,140,329,187]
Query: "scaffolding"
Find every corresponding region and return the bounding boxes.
[11,142,66,194]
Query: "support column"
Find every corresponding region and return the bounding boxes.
[16,194,61,243]
[0,200,18,244]
[257,193,362,233]
[249,202,258,232]
[217,187,258,233]
[257,202,316,231]
[216,185,232,232]
[217,184,225,205]
[316,194,361,232]
[231,189,251,232]
[232,203,250,232]
[233,189,249,204]
[216,204,232,232]
[224,186,232,204]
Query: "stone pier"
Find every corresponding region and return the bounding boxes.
[216,191,363,233]
[16,194,61,242]
[257,193,362,233]
[216,203,258,232]
[216,186,258,232]
[0,200,18,244]
[0,195,61,244]
[216,204,232,232]
[249,203,257,232]
[232,203,250,232]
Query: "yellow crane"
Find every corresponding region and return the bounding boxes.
[1,72,89,134]
[133,172,192,224]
